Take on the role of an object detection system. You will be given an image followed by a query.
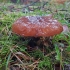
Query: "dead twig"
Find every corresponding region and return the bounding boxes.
[45,51,55,57]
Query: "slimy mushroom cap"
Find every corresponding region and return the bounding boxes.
[12,15,63,37]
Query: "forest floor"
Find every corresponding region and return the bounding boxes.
[0,2,70,70]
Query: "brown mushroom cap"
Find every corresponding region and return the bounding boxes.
[55,0,66,4]
[52,0,66,4]
[12,15,63,37]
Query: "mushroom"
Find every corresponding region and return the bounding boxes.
[52,0,66,4]
[12,15,63,51]
[12,15,63,37]
[55,0,66,4]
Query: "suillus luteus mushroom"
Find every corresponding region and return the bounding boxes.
[12,15,63,51]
